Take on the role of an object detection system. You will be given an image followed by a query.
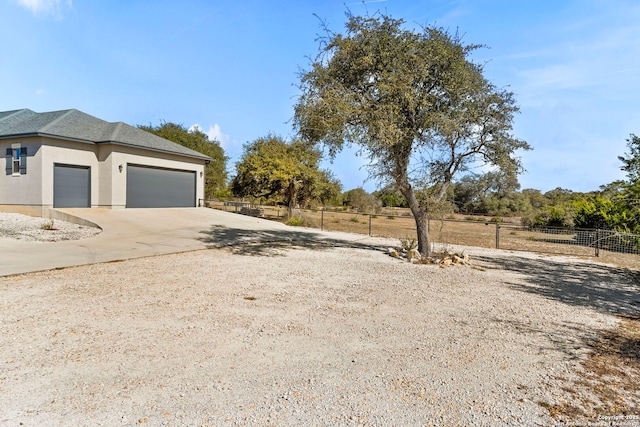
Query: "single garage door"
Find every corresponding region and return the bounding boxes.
[53,164,91,208]
[126,164,196,208]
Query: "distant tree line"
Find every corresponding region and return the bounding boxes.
[143,119,640,234]
[138,12,639,241]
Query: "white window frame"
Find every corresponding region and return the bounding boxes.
[11,143,21,176]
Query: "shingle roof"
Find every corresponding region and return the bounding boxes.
[0,108,211,161]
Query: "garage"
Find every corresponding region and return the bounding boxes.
[126,164,196,208]
[53,164,91,208]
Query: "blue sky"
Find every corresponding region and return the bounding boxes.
[1,0,638,194]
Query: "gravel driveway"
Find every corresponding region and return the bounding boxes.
[2,220,636,426]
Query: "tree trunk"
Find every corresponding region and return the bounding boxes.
[413,208,430,256]
[398,181,431,256]
[287,180,298,218]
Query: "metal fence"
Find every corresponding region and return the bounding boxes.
[497,225,640,256]
[207,201,640,266]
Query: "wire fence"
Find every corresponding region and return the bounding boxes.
[206,201,640,268]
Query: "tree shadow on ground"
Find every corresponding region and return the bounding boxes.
[476,254,640,316]
[479,254,640,401]
[198,224,388,256]
[489,316,597,361]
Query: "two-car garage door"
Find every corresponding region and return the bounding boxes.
[53,164,197,208]
[126,164,196,208]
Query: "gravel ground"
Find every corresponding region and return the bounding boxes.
[0,212,101,242]
[2,214,636,427]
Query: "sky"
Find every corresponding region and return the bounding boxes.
[1,0,639,194]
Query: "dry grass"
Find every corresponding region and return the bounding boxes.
[540,314,640,422]
[209,203,640,270]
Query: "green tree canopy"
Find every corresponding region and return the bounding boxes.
[373,184,408,208]
[138,122,228,199]
[231,135,341,215]
[616,134,640,232]
[452,171,526,215]
[544,187,580,205]
[342,187,380,212]
[294,13,530,254]
[522,189,549,210]
[619,134,640,184]
[572,196,630,230]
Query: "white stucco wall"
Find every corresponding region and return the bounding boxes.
[41,138,100,208]
[96,144,115,208]
[0,138,44,215]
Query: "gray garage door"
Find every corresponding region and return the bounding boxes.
[126,164,196,208]
[53,164,91,208]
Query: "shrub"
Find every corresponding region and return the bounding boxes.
[286,217,305,227]
[40,219,56,230]
[399,237,418,251]
[524,205,574,228]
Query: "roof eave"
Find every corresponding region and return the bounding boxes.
[103,140,212,161]
[0,133,210,161]
[0,132,96,145]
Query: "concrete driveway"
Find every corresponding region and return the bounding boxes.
[0,208,334,277]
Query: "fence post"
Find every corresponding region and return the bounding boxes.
[496,223,500,249]
[321,209,324,231]
[368,214,372,236]
[595,229,600,257]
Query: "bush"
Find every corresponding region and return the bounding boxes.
[40,219,56,230]
[285,217,305,227]
[399,237,418,251]
[524,205,574,228]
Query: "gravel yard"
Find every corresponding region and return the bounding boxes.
[0,213,100,242]
[1,221,638,426]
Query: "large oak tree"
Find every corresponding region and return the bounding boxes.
[294,13,530,255]
[231,135,341,216]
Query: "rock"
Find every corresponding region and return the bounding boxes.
[388,248,401,259]
[441,257,453,266]
[408,248,421,261]
[452,255,462,264]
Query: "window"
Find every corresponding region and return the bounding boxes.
[5,144,27,176]
[12,147,20,175]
